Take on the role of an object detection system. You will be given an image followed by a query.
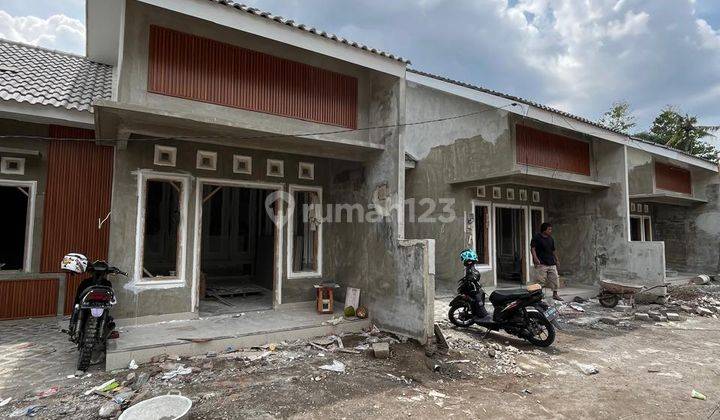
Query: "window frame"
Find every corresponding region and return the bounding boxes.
[629,215,653,242]
[133,170,190,286]
[470,200,492,271]
[287,184,323,279]
[0,179,36,273]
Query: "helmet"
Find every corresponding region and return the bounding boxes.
[61,253,88,274]
[459,248,478,265]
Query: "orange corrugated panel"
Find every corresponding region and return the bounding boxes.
[655,162,692,194]
[0,278,58,320]
[147,25,358,129]
[516,124,591,176]
[41,127,114,314]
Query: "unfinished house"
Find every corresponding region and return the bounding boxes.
[627,142,720,280]
[0,0,436,368]
[403,70,719,295]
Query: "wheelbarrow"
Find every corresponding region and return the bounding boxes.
[597,279,668,308]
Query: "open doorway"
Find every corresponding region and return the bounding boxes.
[198,184,276,316]
[495,206,526,284]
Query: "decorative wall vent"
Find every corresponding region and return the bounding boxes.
[196,150,217,171]
[153,145,177,167]
[1,157,25,175]
[532,191,541,203]
[233,155,252,174]
[298,162,315,180]
[506,188,515,200]
[492,187,502,199]
[267,159,284,177]
[518,189,527,201]
[476,186,486,198]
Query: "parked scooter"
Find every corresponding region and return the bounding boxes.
[448,249,558,347]
[61,253,125,371]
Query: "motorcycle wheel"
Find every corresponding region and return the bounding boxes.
[525,311,555,347]
[77,316,98,371]
[448,302,474,327]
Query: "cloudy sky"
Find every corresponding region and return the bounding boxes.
[0,0,718,145]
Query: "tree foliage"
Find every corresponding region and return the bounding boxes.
[598,101,636,133]
[636,106,719,162]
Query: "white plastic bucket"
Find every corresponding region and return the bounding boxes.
[118,392,192,420]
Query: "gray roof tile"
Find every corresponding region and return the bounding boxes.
[0,39,113,113]
[210,1,410,64]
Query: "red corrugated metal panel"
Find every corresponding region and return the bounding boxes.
[41,127,114,314]
[0,278,58,320]
[655,162,692,194]
[147,25,358,129]
[516,124,591,176]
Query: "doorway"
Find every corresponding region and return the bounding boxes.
[198,184,277,316]
[495,207,526,283]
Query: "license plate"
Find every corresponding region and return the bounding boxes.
[544,307,558,321]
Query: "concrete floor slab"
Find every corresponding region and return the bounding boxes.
[106,304,369,371]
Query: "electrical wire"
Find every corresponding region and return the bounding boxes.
[0,102,518,143]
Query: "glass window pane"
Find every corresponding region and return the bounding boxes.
[292,191,319,272]
[0,186,29,270]
[143,180,181,277]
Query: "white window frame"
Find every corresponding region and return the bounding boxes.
[153,145,177,167]
[0,179,36,272]
[287,184,323,279]
[133,170,190,287]
[470,200,493,271]
[630,215,653,242]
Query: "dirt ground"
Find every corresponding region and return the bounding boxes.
[1,288,719,419]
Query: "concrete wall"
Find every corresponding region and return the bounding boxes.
[627,241,666,286]
[627,148,654,195]
[0,119,50,275]
[117,0,380,145]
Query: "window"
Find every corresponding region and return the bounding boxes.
[233,155,252,174]
[288,185,322,277]
[154,145,177,167]
[135,172,188,283]
[473,202,490,266]
[0,182,34,271]
[630,215,652,241]
[196,151,217,171]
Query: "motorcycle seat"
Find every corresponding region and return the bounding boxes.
[489,287,535,304]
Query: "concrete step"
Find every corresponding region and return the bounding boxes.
[106,308,369,371]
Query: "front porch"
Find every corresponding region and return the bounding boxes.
[107,302,370,371]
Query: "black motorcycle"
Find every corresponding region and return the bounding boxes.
[448,262,558,347]
[66,260,125,371]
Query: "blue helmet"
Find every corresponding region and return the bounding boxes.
[459,248,478,265]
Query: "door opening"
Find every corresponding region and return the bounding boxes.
[199,185,275,316]
[495,207,526,284]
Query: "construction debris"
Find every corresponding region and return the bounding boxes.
[372,342,390,359]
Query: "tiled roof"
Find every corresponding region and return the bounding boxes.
[209,1,410,64]
[408,68,717,164]
[0,39,113,113]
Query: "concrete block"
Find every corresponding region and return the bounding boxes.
[647,310,661,318]
[697,307,714,317]
[600,317,620,325]
[635,313,651,321]
[372,342,390,359]
[679,305,694,313]
[665,312,681,322]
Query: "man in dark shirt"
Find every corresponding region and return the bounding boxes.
[531,222,562,301]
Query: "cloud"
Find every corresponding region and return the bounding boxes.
[0,10,84,54]
[244,0,720,131]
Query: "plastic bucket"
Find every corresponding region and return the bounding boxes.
[118,392,192,420]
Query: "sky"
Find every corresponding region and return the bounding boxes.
[0,0,718,147]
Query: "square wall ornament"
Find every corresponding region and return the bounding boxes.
[506,188,515,200]
[153,145,177,167]
[643,204,649,213]
[630,202,637,212]
[519,189,527,201]
[196,150,217,171]
[532,191,540,203]
[476,186,486,198]
[1,156,25,175]
[298,162,315,180]
[267,159,284,177]
[492,187,502,199]
[233,155,252,174]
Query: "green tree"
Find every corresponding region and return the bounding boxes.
[598,101,636,133]
[635,106,719,162]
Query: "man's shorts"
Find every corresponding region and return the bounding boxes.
[534,265,559,291]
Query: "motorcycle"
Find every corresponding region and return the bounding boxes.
[66,259,125,371]
[448,262,558,347]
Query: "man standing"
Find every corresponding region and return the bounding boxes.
[531,222,562,301]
